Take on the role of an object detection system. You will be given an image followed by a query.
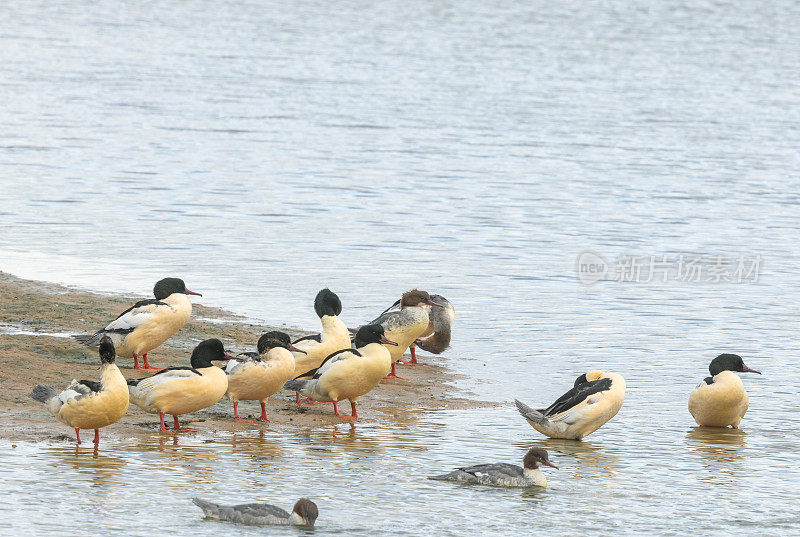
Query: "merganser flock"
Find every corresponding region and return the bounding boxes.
[28,277,764,526]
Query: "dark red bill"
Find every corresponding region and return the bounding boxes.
[380,336,399,346]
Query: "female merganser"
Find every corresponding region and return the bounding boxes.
[30,336,129,445]
[192,497,318,527]
[290,289,351,405]
[73,277,201,372]
[363,289,442,379]
[127,338,232,433]
[379,294,454,364]
[688,353,761,428]
[225,331,305,422]
[284,325,397,419]
[515,371,626,440]
[430,448,557,488]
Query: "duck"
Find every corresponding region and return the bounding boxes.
[225,331,305,422]
[127,338,232,433]
[73,277,202,371]
[515,371,626,440]
[290,289,351,405]
[429,447,557,488]
[30,336,129,445]
[192,497,318,527]
[688,353,761,428]
[361,289,442,379]
[284,325,397,419]
[378,294,454,364]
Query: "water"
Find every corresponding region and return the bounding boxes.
[2,0,800,534]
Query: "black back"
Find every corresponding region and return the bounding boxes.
[111,298,168,325]
[540,377,613,417]
[295,348,361,380]
[293,333,322,345]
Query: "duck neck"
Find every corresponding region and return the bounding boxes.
[523,468,547,487]
[418,327,451,354]
[320,315,346,339]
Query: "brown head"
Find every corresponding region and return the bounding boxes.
[400,289,442,308]
[523,448,558,470]
[293,498,318,526]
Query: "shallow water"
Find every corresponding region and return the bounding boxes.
[2,0,800,534]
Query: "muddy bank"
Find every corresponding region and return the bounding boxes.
[0,271,495,443]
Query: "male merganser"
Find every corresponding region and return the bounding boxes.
[30,336,129,445]
[430,448,557,488]
[225,331,305,422]
[362,289,442,379]
[688,353,761,428]
[284,325,396,420]
[192,497,318,527]
[127,338,232,433]
[73,277,201,372]
[379,294,454,364]
[290,289,351,405]
[515,371,626,440]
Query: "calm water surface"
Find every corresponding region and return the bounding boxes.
[1,0,800,535]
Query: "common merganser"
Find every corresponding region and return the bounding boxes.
[429,448,557,488]
[362,289,442,379]
[284,325,396,420]
[515,371,626,440]
[73,277,201,372]
[379,294,454,364]
[291,289,351,405]
[127,338,232,433]
[192,497,318,527]
[30,336,128,445]
[225,331,304,422]
[689,353,761,428]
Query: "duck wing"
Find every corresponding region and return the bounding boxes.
[540,377,613,419]
[127,367,202,390]
[102,299,171,334]
[458,463,523,479]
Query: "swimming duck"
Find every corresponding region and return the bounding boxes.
[379,294,454,364]
[30,336,129,445]
[430,447,557,488]
[362,289,442,379]
[225,331,305,422]
[284,325,396,419]
[73,277,202,371]
[192,497,318,527]
[127,338,232,433]
[290,289,351,405]
[688,353,761,428]
[515,371,626,440]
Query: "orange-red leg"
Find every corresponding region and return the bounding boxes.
[332,400,355,420]
[296,392,320,405]
[350,400,376,422]
[383,362,406,380]
[93,429,100,445]
[400,344,419,365]
[141,353,165,372]
[233,401,254,423]
[172,415,197,432]
[257,402,281,423]
[75,428,81,444]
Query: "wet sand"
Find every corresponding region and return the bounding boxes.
[0,271,494,443]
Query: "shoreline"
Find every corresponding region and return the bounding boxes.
[0,271,494,443]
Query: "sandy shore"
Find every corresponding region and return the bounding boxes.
[0,271,494,443]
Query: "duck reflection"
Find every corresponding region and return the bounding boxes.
[124,434,221,485]
[44,444,126,488]
[222,431,285,466]
[685,426,745,486]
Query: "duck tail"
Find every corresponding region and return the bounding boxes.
[192,498,221,518]
[283,379,308,393]
[126,378,140,387]
[72,332,104,347]
[514,399,549,425]
[30,384,58,403]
